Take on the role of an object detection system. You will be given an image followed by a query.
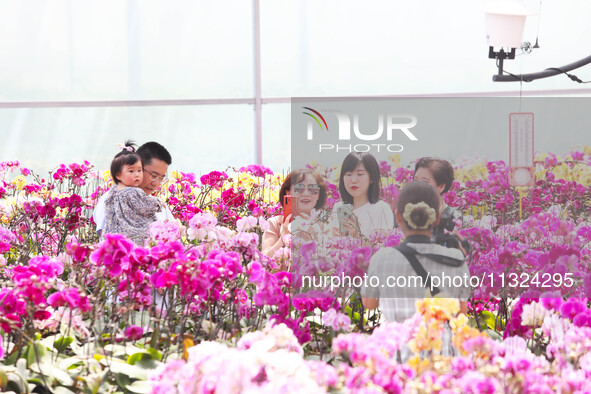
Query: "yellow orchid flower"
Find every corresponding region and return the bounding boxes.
[12,176,25,190]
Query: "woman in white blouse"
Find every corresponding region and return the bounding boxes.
[331,152,394,241]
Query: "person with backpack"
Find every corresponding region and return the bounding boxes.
[361,181,471,323]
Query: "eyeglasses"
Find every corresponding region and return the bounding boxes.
[143,168,168,183]
[293,183,321,195]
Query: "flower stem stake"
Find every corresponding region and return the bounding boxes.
[517,186,526,221]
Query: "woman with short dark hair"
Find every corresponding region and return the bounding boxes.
[414,157,468,253]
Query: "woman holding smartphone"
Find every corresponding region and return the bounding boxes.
[331,152,394,240]
[261,169,327,262]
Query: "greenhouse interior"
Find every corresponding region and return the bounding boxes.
[1,0,591,392]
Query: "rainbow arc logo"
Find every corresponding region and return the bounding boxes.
[302,107,328,132]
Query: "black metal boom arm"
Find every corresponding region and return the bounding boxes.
[493,54,591,82]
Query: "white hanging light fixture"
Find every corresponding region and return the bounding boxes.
[485,1,530,77]
[485,1,591,82]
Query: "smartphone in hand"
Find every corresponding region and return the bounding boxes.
[337,206,347,232]
[337,205,354,235]
[283,195,298,222]
[337,207,345,232]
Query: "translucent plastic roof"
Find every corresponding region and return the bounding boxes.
[1,0,590,175]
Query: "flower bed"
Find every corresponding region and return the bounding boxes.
[0,148,589,393]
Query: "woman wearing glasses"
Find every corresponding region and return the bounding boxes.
[261,169,327,262]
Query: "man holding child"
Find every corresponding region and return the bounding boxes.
[93,141,173,237]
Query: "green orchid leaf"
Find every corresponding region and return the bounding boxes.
[54,337,74,353]
[127,351,152,366]
[146,348,162,362]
